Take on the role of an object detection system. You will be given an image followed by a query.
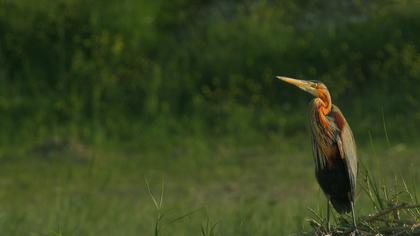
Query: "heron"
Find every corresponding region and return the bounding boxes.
[276,76,358,231]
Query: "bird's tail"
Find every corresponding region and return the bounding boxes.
[330,199,352,214]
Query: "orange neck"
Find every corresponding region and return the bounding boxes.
[318,90,332,115]
[316,90,332,129]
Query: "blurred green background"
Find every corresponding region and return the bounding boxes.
[0,0,419,235]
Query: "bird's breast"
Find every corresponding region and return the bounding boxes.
[309,104,341,170]
[313,138,340,170]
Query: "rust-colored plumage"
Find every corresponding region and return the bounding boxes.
[276,76,358,228]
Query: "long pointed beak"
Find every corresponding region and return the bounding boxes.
[276,76,318,96]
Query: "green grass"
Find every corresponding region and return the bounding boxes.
[0,139,418,236]
[306,168,419,235]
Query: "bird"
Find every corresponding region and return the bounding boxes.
[276,76,358,231]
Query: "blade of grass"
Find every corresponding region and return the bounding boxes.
[145,178,160,210]
[168,208,202,224]
[381,106,391,147]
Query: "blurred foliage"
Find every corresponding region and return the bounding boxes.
[1,0,420,148]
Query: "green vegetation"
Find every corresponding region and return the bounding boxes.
[0,142,418,235]
[0,0,419,235]
[308,169,419,235]
[1,0,420,147]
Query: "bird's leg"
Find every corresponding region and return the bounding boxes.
[351,201,358,232]
[326,199,331,232]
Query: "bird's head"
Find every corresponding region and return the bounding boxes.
[276,76,329,99]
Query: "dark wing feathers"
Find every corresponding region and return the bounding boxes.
[332,106,358,200]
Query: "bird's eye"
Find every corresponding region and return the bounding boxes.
[309,80,321,88]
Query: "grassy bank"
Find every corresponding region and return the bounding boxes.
[0,138,417,235]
